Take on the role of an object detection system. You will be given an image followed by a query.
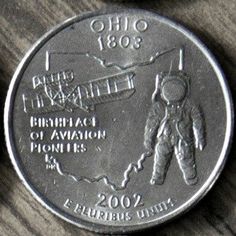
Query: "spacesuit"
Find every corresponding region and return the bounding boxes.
[144,72,205,186]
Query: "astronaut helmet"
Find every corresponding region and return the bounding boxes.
[160,72,189,104]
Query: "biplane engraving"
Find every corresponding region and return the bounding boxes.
[22,70,135,114]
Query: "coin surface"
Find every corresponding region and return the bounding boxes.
[4,9,233,233]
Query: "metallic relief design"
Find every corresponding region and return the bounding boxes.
[44,152,152,191]
[23,47,175,115]
[22,70,135,114]
[37,48,178,191]
[29,44,205,191]
[144,49,206,186]
[45,48,176,71]
[7,10,231,233]
[45,154,57,170]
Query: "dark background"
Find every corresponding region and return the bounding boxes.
[0,0,235,235]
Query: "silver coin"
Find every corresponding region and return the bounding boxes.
[4,9,233,234]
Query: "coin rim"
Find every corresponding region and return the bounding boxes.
[4,8,234,234]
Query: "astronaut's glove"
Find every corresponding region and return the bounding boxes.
[195,138,205,151]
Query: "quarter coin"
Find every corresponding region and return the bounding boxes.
[4,9,233,233]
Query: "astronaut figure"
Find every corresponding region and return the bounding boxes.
[144,71,205,186]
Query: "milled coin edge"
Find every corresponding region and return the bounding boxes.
[4,8,234,234]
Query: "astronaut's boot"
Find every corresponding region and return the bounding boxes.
[150,158,167,185]
[183,166,198,186]
[185,176,198,186]
[150,172,165,185]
